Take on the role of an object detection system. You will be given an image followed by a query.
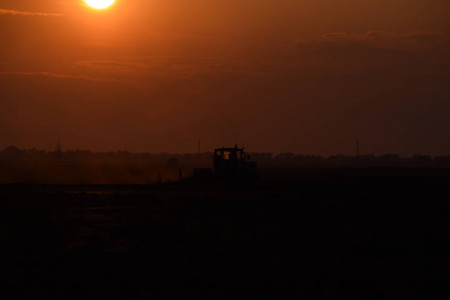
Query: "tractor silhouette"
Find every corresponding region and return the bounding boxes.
[193,145,258,181]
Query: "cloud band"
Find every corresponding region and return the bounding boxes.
[0,8,63,17]
[0,71,115,82]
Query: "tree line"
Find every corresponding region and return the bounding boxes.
[2,145,450,168]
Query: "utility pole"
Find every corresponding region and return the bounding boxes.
[356,138,360,158]
[198,139,201,164]
[56,138,62,158]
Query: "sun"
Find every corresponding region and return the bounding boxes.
[84,0,115,9]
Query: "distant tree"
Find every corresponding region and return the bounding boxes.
[411,154,433,167]
[435,156,450,167]
[276,152,296,163]
[166,157,180,173]
[2,145,22,158]
[379,154,401,167]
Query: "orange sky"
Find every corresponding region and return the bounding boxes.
[1,0,450,155]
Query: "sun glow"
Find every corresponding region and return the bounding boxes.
[84,0,115,9]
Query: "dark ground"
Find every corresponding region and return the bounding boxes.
[2,168,450,298]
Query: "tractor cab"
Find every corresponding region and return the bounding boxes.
[213,145,258,179]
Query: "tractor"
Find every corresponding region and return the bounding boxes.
[213,145,258,180]
[192,145,258,181]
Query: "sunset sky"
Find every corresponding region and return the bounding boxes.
[1,0,449,155]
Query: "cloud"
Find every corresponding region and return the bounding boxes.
[321,31,394,39]
[73,31,450,83]
[292,31,450,67]
[297,31,450,48]
[74,61,149,74]
[315,31,449,49]
[74,57,264,79]
[321,32,350,39]
[0,71,115,82]
[0,8,62,17]
[400,32,450,45]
